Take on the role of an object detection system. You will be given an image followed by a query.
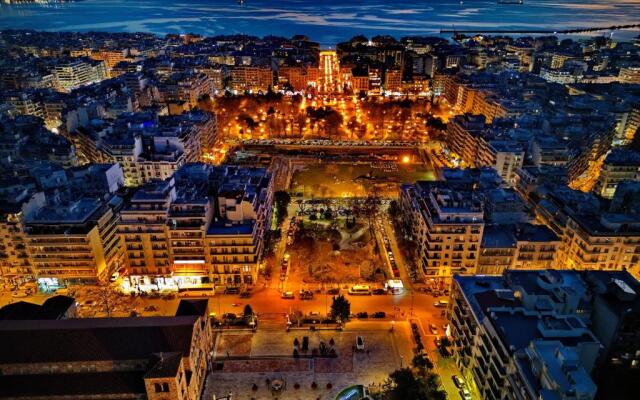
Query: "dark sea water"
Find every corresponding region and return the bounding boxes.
[0,0,639,44]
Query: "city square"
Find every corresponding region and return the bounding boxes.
[1,2,640,400]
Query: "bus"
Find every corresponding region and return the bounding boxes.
[348,285,372,295]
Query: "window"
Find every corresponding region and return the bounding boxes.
[154,383,170,393]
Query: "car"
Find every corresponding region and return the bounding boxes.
[356,311,368,319]
[239,291,251,298]
[434,300,449,308]
[372,288,387,295]
[434,337,442,347]
[224,287,240,295]
[452,375,465,389]
[299,290,313,300]
[372,311,386,318]
[327,288,340,295]
[429,323,439,335]
[281,291,294,299]
[356,336,365,350]
[460,388,472,400]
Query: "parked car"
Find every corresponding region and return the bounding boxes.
[372,288,387,295]
[224,287,239,295]
[429,323,439,335]
[460,388,472,400]
[356,336,365,350]
[327,288,340,295]
[239,291,251,298]
[434,300,449,308]
[356,311,368,319]
[372,311,386,318]
[452,375,465,389]
[281,291,294,299]
[299,290,313,300]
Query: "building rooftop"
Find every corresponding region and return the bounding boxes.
[481,225,517,249]
[603,148,640,166]
[0,371,147,398]
[144,352,183,379]
[0,316,199,364]
[207,220,254,236]
[514,223,559,243]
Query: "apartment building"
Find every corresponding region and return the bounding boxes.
[592,148,640,199]
[167,178,212,282]
[278,65,319,92]
[90,112,208,187]
[345,66,368,94]
[383,68,402,93]
[618,66,640,84]
[54,59,107,92]
[446,114,523,183]
[229,66,273,93]
[449,269,640,400]
[89,49,131,77]
[161,72,212,108]
[99,133,144,186]
[23,196,123,287]
[400,181,484,279]
[120,178,175,281]
[207,165,273,286]
[478,224,559,275]
[0,302,213,400]
[488,141,525,184]
[512,224,559,270]
[559,212,640,272]
[119,163,273,291]
[450,270,600,400]
[0,192,45,288]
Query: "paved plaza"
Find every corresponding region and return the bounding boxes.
[204,321,414,400]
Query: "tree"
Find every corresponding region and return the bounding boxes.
[412,353,434,371]
[426,116,447,131]
[274,190,292,226]
[376,368,446,400]
[353,192,382,245]
[330,294,351,321]
[388,200,401,219]
[97,285,113,317]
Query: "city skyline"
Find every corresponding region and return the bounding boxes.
[0,4,640,398]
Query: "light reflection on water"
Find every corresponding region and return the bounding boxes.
[0,0,638,43]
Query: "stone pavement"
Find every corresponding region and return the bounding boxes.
[204,321,414,400]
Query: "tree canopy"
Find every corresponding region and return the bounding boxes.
[330,294,351,321]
